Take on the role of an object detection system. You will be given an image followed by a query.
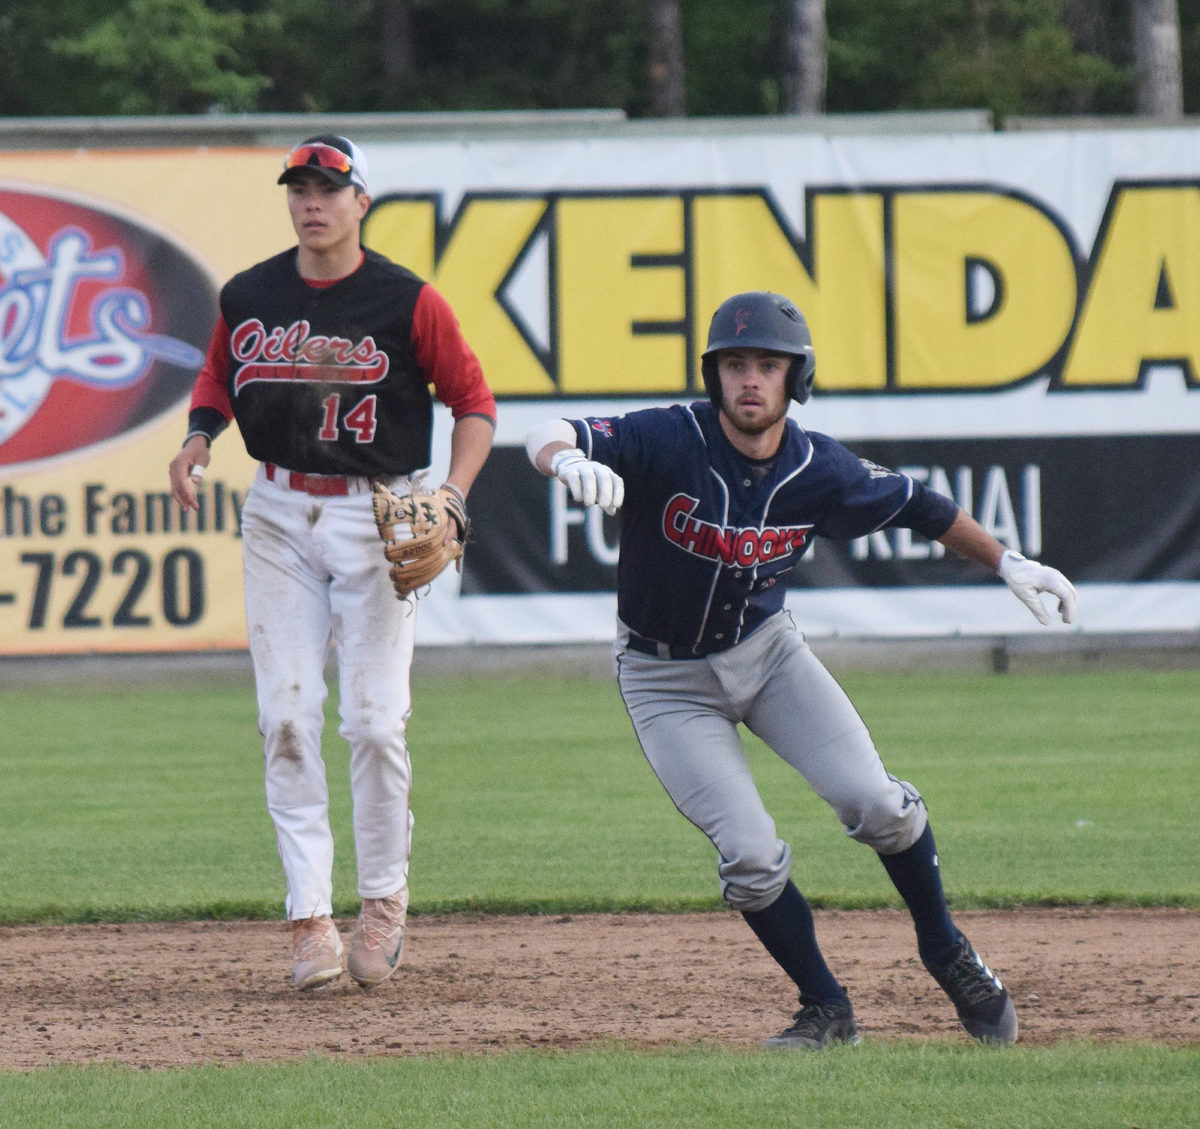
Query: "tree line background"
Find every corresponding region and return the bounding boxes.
[0,0,1196,124]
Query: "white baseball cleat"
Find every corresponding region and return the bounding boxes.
[290,915,345,991]
[347,888,408,988]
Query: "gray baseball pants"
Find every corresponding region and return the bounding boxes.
[615,610,927,912]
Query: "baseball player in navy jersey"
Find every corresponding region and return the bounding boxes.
[527,291,1076,1048]
[168,135,496,991]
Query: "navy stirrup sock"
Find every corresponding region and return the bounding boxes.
[878,822,959,966]
[741,880,845,1004]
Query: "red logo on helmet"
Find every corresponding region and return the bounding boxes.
[734,307,752,336]
[0,187,217,469]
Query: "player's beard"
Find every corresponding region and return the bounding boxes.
[722,394,789,437]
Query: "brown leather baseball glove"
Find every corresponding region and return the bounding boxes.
[371,477,470,600]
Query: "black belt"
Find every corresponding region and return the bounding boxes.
[624,632,728,660]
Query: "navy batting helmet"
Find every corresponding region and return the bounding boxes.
[700,291,816,407]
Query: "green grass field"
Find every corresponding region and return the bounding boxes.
[1,660,1198,1126]
[0,1044,1195,1129]
[4,664,1196,921]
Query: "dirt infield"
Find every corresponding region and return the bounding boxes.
[0,907,1196,1069]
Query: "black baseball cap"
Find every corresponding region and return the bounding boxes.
[278,134,370,194]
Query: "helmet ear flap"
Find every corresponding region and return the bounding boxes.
[701,355,721,408]
[788,352,816,404]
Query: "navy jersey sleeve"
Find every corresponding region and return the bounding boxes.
[571,416,608,459]
[569,410,660,474]
[807,434,957,541]
[889,484,960,540]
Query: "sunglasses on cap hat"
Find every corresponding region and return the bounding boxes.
[278,138,369,193]
[282,142,353,176]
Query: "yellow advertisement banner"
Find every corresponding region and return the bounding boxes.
[1,149,288,654]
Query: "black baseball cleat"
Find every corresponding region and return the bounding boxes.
[923,934,1019,1044]
[763,995,861,1050]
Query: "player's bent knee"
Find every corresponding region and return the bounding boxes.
[844,793,927,854]
[717,844,791,912]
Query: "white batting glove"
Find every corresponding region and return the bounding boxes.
[549,448,625,516]
[997,550,1077,625]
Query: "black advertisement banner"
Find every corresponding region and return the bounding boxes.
[462,435,1200,596]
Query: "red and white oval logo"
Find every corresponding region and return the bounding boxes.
[0,186,218,468]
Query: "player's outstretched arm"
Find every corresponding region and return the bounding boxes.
[525,419,625,516]
[936,510,1077,625]
[996,549,1077,625]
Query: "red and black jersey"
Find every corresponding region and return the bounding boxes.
[187,247,495,476]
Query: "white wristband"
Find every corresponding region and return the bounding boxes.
[525,418,577,467]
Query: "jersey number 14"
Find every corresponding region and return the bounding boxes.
[319,393,377,444]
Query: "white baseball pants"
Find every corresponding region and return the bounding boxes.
[240,465,416,920]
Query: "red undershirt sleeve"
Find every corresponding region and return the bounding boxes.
[184,316,235,444]
[411,285,497,423]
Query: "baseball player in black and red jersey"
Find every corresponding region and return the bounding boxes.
[168,135,496,991]
[527,291,1076,1048]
